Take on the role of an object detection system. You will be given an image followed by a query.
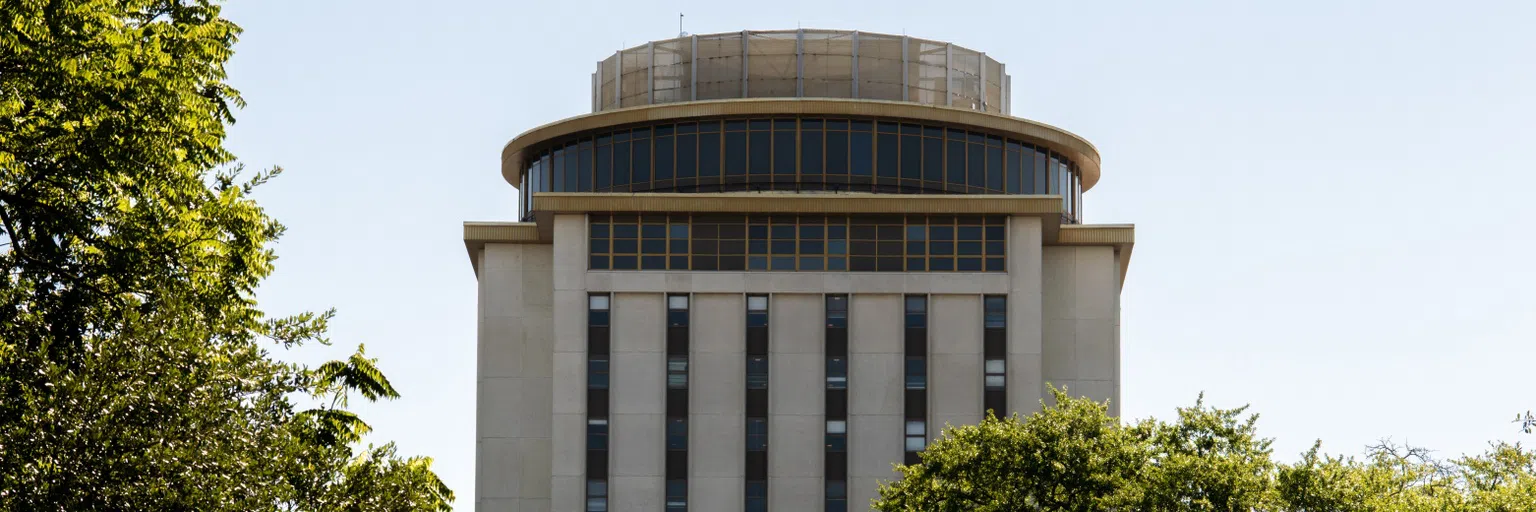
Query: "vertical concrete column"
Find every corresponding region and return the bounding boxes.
[1074,247,1121,414]
[690,294,745,512]
[610,293,665,511]
[1041,246,1119,413]
[929,295,982,438]
[1006,216,1044,415]
[551,215,589,511]
[848,294,902,509]
[477,243,555,512]
[768,294,824,510]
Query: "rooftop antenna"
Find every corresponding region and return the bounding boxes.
[679,13,687,37]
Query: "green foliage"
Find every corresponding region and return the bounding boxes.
[1137,394,1275,511]
[878,387,1146,511]
[877,389,1536,512]
[0,1,452,510]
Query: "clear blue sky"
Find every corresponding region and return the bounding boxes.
[222,0,1536,504]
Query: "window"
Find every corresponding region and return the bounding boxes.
[668,295,690,326]
[588,293,611,501]
[746,356,769,389]
[985,359,1006,389]
[746,418,768,451]
[587,419,608,450]
[590,214,1005,272]
[983,295,1006,415]
[588,358,609,389]
[667,418,688,451]
[589,295,610,324]
[746,480,767,512]
[825,293,849,499]
[525,117,1083,222]
[667,357,688,389]
[905,357,926,390]
[744,293,768,494]
[984,296,1006,328]
[905,295,927,328]
[826,480,847,512]
[825,420,847,451]
[663,293,688,508]
[586,479,608,512]
[905,421,927,452]
[666,480,687,511]
[904,294,928,464]
[826,295,848,328]
[826,357,847,389]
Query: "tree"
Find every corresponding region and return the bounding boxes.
[1137,395,1276,511]
[878,390,1536,512]
[875,387,1149,511]
[0,1,451,510]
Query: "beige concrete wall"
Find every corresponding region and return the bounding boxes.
[492,213,1123,511]
[610,293,665,511]
[690,294,745,512]
[1041,245,1121,415]
[1006,216,1045,416]
[848,294,903,510]
[550,214,587,512]
[477,243,554,512]
[929,295,981,441]
[769,294,825,511]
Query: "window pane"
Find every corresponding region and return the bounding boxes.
[905,436,926,451]
[578,142,594,191]
[985,375,1006,388]
[667,419,687,450]
[985,359,1005,373]
[946,138,965,186]
[749,131,770,175]
[967,142,983,189]
[826,131,848,174]
[774,130,795,175]
[906,421,926,436]
[633,136,651,184]
[699,132,721,178]
[900,134,921,180]
[589,295,610,310]
[668,295,689,310]
[850,131,872,176]
[826,420,846,434]
[613,141,630,186]
[725,132,747,176]
[877,133,898,179]
[747,296,769,311]
[922,137,943,183]
[801,130,823,175]
[676,134,697,179]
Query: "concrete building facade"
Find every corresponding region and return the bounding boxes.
[467,29,1134,512]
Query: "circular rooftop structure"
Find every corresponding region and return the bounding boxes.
[591,29,1011,114]
[505,30,1098,225]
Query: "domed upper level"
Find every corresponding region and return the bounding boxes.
[592,29,1011,114]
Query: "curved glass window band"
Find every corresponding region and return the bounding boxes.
[518,116,1082,223]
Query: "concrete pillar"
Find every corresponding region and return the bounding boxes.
[847,294,902,509]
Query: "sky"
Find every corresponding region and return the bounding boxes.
[220,0,1536,504]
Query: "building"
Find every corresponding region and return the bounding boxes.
[466,29,1134,512]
